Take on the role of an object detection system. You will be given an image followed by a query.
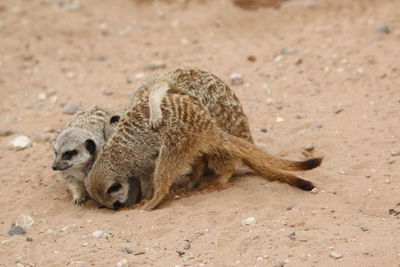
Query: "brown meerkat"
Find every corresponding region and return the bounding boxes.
[132,67,254,188]
[52,105,123,205]
[85,94,322,210]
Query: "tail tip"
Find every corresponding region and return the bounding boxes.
[295,178,315,191]
[300,157,323,170]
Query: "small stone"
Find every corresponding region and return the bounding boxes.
[288,232,296,240]
[304,143,315,151]
[311,188,319,194]
[390,148,400,156]
[281,48,297,55]
[275,55,284,62]
[384,179,390,184]
[92,231,104,238]
[329,252,342,259]
[0,128,14,137]
[360,226,368,232]
[297,129,309,136]
[275,117,285,123]
[97,56,107,61]
[286,204,295,210]
[37,93,47,101]
[134,72,145,79]
[176,250,185,256]
[305,0,317,8]
[183,242,191,250]
[272,259,287,267]
[16,215,35,228]
[63,103,80,115]
[247,55,256,62]
[339,170,345,175]
[101,88,114,96]
[229,73,244,86]
[387,158,395,164]
[144,60,166,70]
[16,264,24,267]
[314,122,323,128]
[334,106,343,114]
[260,128,268,133]
[26,237,33,242]
[10,136,32,151]
[295,58,303,65]
[375,25,390,35]
[116,258,129,267]
[8,224,26,236]
[241,217,256,226]
[121,247,133,254]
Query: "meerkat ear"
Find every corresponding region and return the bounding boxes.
[110,115,120,124]
[85,139,96,155]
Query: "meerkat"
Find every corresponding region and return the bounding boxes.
[85,94,322,210]
[52,105,123,205]
[131,67,254,188]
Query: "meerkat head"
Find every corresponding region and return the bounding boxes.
[85,162,141,210]
[52,128,101,172]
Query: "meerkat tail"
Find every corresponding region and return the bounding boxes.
[148,81,171,129]
[219,134,322,190]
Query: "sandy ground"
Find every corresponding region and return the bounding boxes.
[1,0,400,266]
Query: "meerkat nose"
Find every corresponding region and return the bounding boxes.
[52,164,59,171]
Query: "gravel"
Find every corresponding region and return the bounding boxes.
[10,136,32,151]
[116,258,129,267]
[101,88,114,96]
[229,73,244,86]
[375,25,390,35]
[329,252,343,259]
[8,224,26,236]
[63,103,80,115]
[241,217,256,226]
[144,60,166,70]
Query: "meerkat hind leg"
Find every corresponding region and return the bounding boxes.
[142,144,198,210]
[67,179,87,205]
[149,81,170,129]
[188,156,208,189]
[208,158,237,186]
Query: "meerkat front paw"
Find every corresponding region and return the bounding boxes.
[73,195,87,206]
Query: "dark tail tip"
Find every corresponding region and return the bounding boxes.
[294,178,315,191]
[298,157,323,170]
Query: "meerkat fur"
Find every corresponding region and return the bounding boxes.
[52,105,120,205]
[86,94,322,210]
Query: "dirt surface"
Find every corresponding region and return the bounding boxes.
[1,0,400,266]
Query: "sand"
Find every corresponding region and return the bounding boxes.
[1,0,400,266]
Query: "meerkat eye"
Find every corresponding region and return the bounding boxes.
[107,183,122,194]
[61,150,78,160]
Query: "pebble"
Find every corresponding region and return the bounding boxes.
[101,88,114,96]
[387,158,395,164]
[0,128,14,137]
[183,242,191,250]
[297,129,310,136]
[8,224,26,236]
[305,0,317,8]
[92,231,104,238]
[275,117,285,123]
[375,25,390,35]
[260,128,268,133]
[334,106,343,114]
[63,103,80,115]
[390,148,400,156]
[275,55,284,62]
[176,250,185,256]
[329,252,343,259]
[304,143,315,151]
[144,60,166,70]
[16,215,35,228]
[37,93,47,101]
[229,73,244,86]
[121,247,133,254]
[272,259,287,267]
[288,232,296,240]
[247,55,256,62]
[10,136,32,151]
[314,122,323,128]
[286,204,295,210]
[116,258,129,267]
[281,48,297,55]
[241,217,256,226]
[311,188,319,194]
